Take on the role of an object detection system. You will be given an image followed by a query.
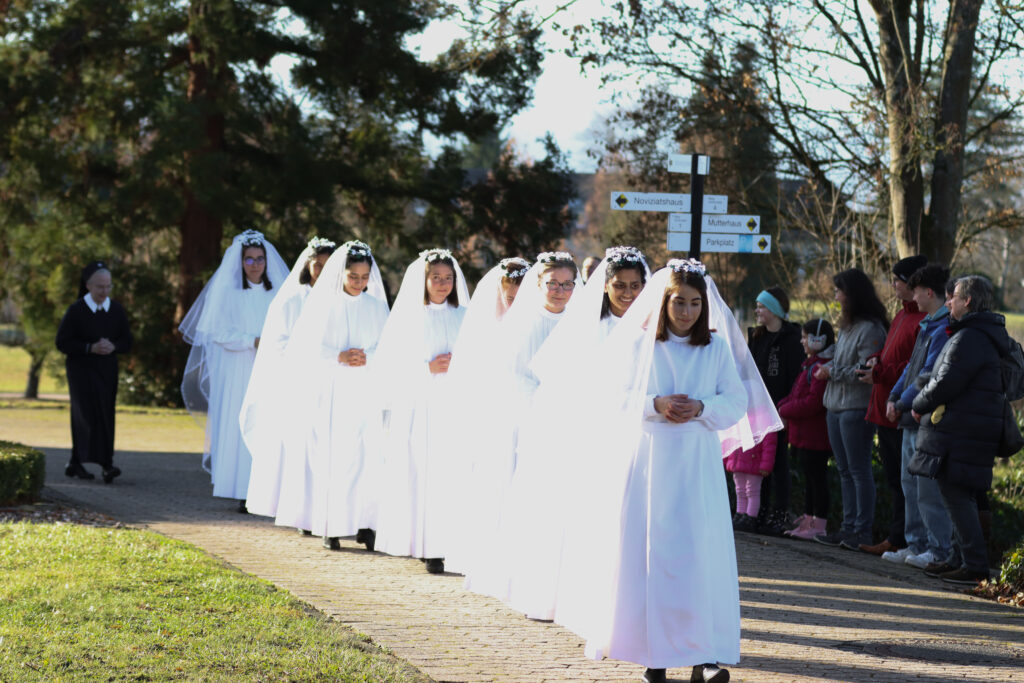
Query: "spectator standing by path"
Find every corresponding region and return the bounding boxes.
[881,264,953,570]
[747,287,805,535]
[55,261,133,484]
[908,275,1008,585]
[858,255,927,556]
[815,269,888,550]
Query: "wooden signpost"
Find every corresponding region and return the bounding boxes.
[611,152,771,258]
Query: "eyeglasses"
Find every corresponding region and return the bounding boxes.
[545,280,576,292]
[244,256,266,266]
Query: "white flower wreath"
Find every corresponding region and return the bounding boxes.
[240,229,265,247]
[342,239,372,257]
[536,251,574,264]
[307,236,337,251]
[499,257,531,279]
[667,258,707,277]
[420,248,454,263]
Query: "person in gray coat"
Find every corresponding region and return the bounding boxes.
[814,269,888,549]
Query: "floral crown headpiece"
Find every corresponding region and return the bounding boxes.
[342,240,371,258]
[238,229,265,247]
[307,236,336,251]
[667,258,707,277]
[499,257,531,279]
[536,251,574,265]
[420,248,454,263]
[606,245,647,267]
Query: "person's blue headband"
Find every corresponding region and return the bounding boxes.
[756,290,787,320]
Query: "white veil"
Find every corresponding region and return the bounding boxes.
[372,249,469,407]
[179,229,289,418]
[529,245,650,385]
[238,237,335,502]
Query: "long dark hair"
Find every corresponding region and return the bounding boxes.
[750,285,790,339]
[298,244,338,285]
[423,253,460,306]
[600,260,647,319]
[656,270,711,346]
[241,243,272,290]
[833,268,889,329]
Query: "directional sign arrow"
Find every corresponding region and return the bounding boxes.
[668,214,761,234]
[667,232,772,254]
[667,154,710,175]
[610,192,728,214]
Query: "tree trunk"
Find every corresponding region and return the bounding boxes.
[870,0,923,258]
[24,349,44,399]
[924,0,983,264]
[175,1,226,326]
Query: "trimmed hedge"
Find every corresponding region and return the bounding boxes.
[0,440,45,505]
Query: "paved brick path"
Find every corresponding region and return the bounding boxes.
[37,449,1024,682]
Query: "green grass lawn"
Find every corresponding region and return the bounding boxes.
[0,346,64,395]
[0,402,205,453]
[0,522,427,682]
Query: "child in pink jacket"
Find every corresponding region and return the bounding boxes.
[725,431,777,532]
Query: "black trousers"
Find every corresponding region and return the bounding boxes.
[795,447,831,518]
[759,429,791,513]
[876,425,905,546]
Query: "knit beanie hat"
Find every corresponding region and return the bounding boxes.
[892,255,927,282]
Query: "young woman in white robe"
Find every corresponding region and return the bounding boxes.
[180,229,289,510]
[240,237,336,520]
[443,257,531,577]
[280,241,390,550]
[460,252,580,611]
[552,260,782,683]
[372,249,469,573]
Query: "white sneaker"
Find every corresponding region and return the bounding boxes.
[881,547,913,564]
[905,550,938,569]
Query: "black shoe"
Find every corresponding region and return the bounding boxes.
[101,466,121,484]
[643,668,666,683]
[940,567,989,585]
[323,536,341,551]
[356,528,376,552]
[814,530,847,547]
[923,561,958,578]
[756,509,788,537]
[733,514,757,533]
[297,528,312,536]
[839,535,869,551]
[65,462,95,480]
[425,558,445,574]
[691,663,730,682]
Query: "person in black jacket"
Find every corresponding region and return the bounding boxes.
[909,275,1007,585]
[55,261,133,483]
[748,286,805,535]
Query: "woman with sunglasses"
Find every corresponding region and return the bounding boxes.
[180,229,289,511]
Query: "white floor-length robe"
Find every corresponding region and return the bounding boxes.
[374,301,467,559]
[466,306,566,610]
[244,284,311,517]
[308,290,390,538]
[207,284,276,499]
[604,331,746,668]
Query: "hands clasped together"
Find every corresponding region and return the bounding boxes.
[89,338,116,355]
[654,394,704,424]
[339,348,368,367]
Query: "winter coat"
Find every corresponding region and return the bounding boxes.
[909,311,1010,491]
[888,306,950,430]
[724,430,778,476]
[823,318,888,413]
[866,300,925,427]
[747,321,805,404]
[777,352,832,451]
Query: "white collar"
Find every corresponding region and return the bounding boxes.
[667,330,690,343]
[427,301,450,310]
[84,293,110,312]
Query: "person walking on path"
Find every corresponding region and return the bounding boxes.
[881,264,953,570]
[747,287,804,535]
[908,275,1008,585]
[815,269,888,550]
[55,261,133,484]
[857,255,927,556]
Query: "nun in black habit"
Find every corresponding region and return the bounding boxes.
[55,261,133,483]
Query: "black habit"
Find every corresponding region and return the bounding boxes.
[55,299,132,467]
